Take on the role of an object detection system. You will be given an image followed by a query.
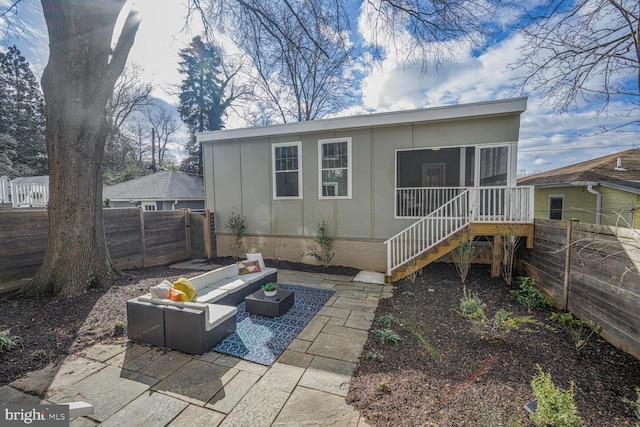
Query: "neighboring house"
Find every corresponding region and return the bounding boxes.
[9,175,50,208]
[518,148,640,228]
[198,98,534,280]
[103,169,204,211]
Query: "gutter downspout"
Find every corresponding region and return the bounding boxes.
[586,185,602,225]
[172,200,179,210]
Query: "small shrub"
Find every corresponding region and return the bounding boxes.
[366,351,384,361]
[451,237,478,284]
[456,289,540,339]
[372,328,402,344]
[113,320,126,336]
[376,313,398,329]
[31,349,48,361]
[530,365,582,427]
[622,387,640,421]
[379,377,391,393]
[550,312,602,352]
[306,218,335,266]
[511,276,552,312]
[0,330,23,354]
[225,208,247,259]
[455,286,486,321]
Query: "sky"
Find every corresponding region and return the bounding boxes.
[2,0,639,175]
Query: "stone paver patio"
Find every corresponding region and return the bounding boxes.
[1,266,392,426]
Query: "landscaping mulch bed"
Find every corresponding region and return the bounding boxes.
[1,259,639,426]
[347,262,640,426]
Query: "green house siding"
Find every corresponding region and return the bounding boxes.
[533,186,639,228]
[199,99,528,267]
[599,187,638,227]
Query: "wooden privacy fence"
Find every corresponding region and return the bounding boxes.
[0,208,215,286]
[516,218,640,360]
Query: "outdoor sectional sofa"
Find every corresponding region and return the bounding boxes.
[127,259,277,355]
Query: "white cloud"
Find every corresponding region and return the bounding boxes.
[353,6,639,174]
[128,0,202,104]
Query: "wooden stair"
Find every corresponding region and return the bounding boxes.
[386,229,470,283]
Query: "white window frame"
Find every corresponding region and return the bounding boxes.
[548,194,564,220]
[475,143,513,187]
[272,141,303,199]
[318,137,352,199]
[141,201,157,211]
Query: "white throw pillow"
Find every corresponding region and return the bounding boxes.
[149,279,173,298]
[246,252,266,270]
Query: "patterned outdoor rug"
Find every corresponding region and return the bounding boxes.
[213,284,335,366]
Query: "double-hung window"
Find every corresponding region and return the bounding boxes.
[318,137,352,199]
[549,194,564,220]
[272,142,302,199]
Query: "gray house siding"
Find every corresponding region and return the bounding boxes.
[200,99,526,270]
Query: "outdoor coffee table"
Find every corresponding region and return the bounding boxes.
[245,289,294,317]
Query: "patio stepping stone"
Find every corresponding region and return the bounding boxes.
[307,330,368,363]
[48,365,155,422]
[152,359,238,406]
[100,390,189,426]
[168,404,225,426]
[206,370,260,414]
[9,355,105,397]
[218,383,289,427]
[272,387,361,426]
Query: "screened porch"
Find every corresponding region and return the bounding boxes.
[395,145,523,219]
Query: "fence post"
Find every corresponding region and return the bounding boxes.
[184,209,192,258]
[139,207,147,267]
[204,209,216,260]
[562,219,579,310]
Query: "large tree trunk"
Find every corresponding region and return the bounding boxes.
[26,0,140,297]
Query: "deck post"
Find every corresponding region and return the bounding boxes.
[491,235,501,277]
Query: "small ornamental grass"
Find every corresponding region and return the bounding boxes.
[372,329,402,345]
[376,313,398,329]
[0,330,23,354]
[550,312,602,352]
[530,365,582,427]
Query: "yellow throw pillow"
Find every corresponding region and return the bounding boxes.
[173,277,197,302]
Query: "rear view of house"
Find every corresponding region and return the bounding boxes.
[198,98,534,280]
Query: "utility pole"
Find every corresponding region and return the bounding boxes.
[151,127,156,172]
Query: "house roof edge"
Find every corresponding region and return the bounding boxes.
[198,97,527,143]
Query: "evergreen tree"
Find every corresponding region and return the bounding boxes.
[0,46,47,176]
[177,36,232,176]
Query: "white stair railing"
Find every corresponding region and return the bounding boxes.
[469,186,535,223]
[385,190,470,276]
[386,186,535,277]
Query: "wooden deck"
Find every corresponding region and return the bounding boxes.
[386,222,534,283]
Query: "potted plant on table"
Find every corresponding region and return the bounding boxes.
[262,282,278,297]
